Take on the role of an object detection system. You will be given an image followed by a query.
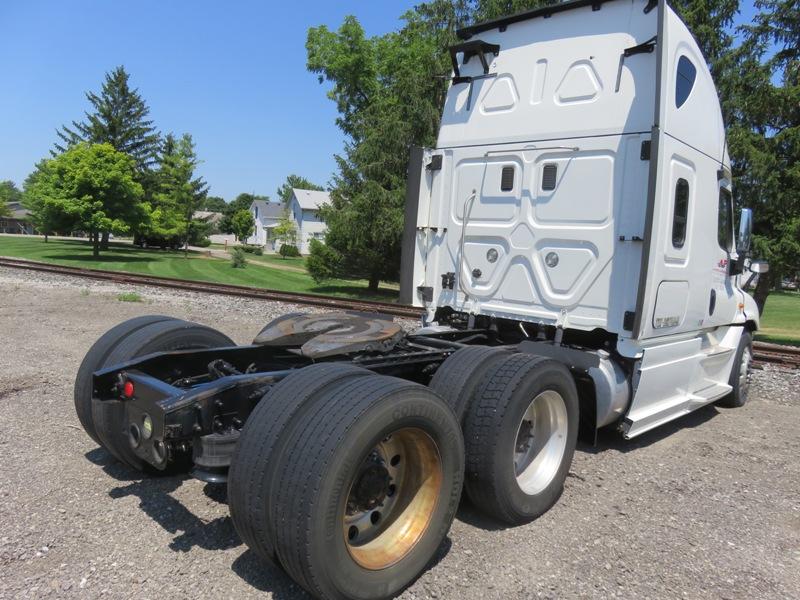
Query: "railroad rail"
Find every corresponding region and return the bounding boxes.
[752,340,800,370]
[0,256,424,319]
[2,256,797,368]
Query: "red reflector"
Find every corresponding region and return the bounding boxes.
[122,380,135,398]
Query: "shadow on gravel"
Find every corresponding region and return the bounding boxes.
[86,447,242,553]
[582,403,720,455]
[455,496,509,531]
[231,550,313,599]
[107,476,241,553]
[230,534,454,599]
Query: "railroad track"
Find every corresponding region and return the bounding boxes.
[0,256,424,319]
[2,256,798,368]
[752,340,800,370]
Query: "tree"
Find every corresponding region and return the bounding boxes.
[273,207,298,255]
[201,195,227,212]
[148,133,208,253]
[230,209,255,242]
[24,144,145,256]
[55,66,160,171]
[718,0,800,312]
[0,180,21,218]
[306,2,551,291]
[276,175,323,206]
[220,192,268,234]
[55,66,161,250]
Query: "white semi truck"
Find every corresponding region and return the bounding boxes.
[74,1,766,598]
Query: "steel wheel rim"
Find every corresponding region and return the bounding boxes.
[343,427,442,570]
[513,390,568,495]
[739,346,752,395]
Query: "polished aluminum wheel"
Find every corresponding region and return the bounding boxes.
[343,428,442,570]
[513,390,569,495]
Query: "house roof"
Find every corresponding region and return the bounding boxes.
[5,201,30,220]
[292,188,331,211]
[250,200,283,221]
[193,210,223,223]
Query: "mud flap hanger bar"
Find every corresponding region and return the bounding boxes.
[449,40,500,110]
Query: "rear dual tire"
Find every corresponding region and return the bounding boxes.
[74,316,234,471]
[434,348,579,525]
[462,354,579,524]
[228,365,464,600]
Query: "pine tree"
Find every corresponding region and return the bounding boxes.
[149,133,209,253]
[55,66,160,171]
[724,0,800,311]
[277,174,323,206]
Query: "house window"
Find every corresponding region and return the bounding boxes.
[672,178,689,248]
[675,56,696,108]
[718,187,733,252]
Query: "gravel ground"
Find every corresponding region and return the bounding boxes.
[1,266,798,600]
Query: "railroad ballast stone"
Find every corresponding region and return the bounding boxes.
[0,266,798,599]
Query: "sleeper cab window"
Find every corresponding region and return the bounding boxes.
[672,178,689,248]
[718,187,733,252]
[675,56,697,108]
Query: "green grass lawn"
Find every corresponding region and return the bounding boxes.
[0,236,400,301]
[756,291,800,346]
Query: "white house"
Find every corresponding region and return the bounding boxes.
[288,188,331,254]
[246,199,283,248]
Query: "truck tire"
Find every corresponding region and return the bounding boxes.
[463,353,578,525]
[270,375,464,600]
[92,319,235,471]
[228,363,372,565]
[74,315,176,445]
[718,331,753,408]
[429,345,512,424]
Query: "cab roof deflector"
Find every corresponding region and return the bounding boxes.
[457,0,620,39]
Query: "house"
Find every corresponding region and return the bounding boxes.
[288,188,331,254]
[192,210,223,232]
[246,199,283,247]
[0,202,34,235]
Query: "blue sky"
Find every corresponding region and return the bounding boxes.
[1,1,760,202]
[0,0,417,201]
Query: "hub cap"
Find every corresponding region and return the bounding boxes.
[343,428,442,570]
[513,390,568,495]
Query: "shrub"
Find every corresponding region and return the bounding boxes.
[195,237,211,248]
[241,244,264,255]
[231,247,247,268]
[279,243,301,258]
[306,239,341,283]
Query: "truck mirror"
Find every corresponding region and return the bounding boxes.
[749,260,769,274]
[737,208,753,254]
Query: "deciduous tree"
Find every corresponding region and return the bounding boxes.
[25,144,145,256]
[273,207,298,254]
[230,209,255,242]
